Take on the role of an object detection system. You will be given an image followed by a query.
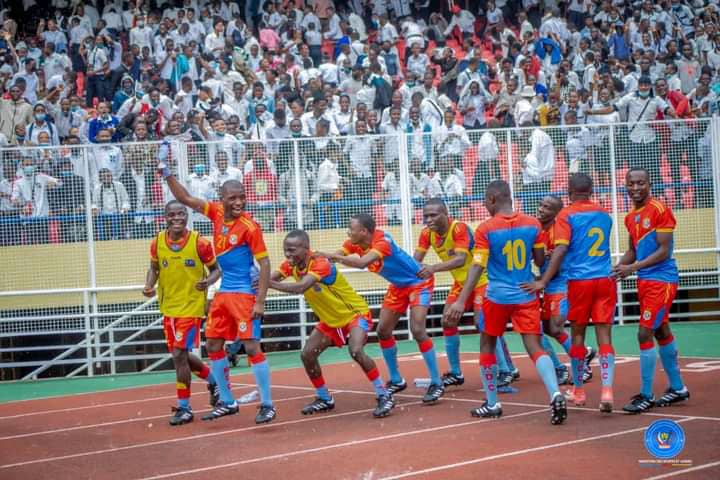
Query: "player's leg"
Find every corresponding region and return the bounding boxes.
[567,322,588,405]
[347,320,395,417]
[409,304,444,403]
[594,278,618,413]
[376,307,405,391]
[440,292,464,385]
[243,337,276,424]
[169,347,195,425]
[187,351,219,407]
[654,300,689,407]
[202,295,238,420]
[471,300,505,418]
[300,328,336,414]
[624,322,658,413]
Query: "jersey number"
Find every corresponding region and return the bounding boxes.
[502,239,526,271]
[588,227,606,257]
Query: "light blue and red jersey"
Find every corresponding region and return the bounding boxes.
[625,198,679,284]
[203,201,268,294]
[472,212,544,305]
[342,230,423,287]
[554,200,613,281]
[539,222,568,294]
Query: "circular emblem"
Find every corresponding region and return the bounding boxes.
[644,420,686,459]
[238,321,247,333]
[643,310,652,321]
[229,234,238,245]
[170,243,181,252]
[175,332,183,341]
[643,217,651,229]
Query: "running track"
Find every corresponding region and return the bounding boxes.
[0,353,718,479]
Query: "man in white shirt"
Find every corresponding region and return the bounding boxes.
[210,151,243,188]
[91,129,124,184]
[301,97,339,136]
[444,5,475,44]
[323,7,343,41]
[520,121,555,214]
[130,16,154,54]
[12,159,59,244]
[92,167,130,240]
[204,17,226,57]
[434,109,470,168]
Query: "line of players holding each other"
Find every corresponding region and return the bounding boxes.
[145,141,690,427]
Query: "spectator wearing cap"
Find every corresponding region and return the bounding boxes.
[615,75,676,186]
[514,85,537,126]
[444,5,475,46]
[0,82,33,145]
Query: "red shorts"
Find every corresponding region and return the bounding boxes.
[206,292,260,341]
[638,280,678,330]
[383,277,434,314]
[316,313,372,347]
[446,281,487,312]
[567,278,617,325]
[541,292,568,321]
[481,298,541,336]
[163,317,201,352]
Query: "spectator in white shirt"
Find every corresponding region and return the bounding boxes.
[344,119,375,200]
[520,121,555,213]
[444,5,476,45]
[12,159,59,244]
[210,151,243,189]
[92,129,124,184]
[406,43,430,80]
[130,16,154,54]
[434,109,470,169]
[204,17,226,57]
[381,164,402,224]
[92,167,130,240]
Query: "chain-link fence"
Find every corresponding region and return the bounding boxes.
[2,118,719,379]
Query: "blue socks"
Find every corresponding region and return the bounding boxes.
[495,338,510,373]
[380,337,402,384]
[419,339,441,385]
[209,351,235,405]
[479,353,499,406]
[443,327,462,375]
[658,337,684,391]
[569,345,586,389]
[599,344,615,388]
[250,353,273,407]
[533,353,561,401]
[541,334,563,369]
[640,342,657,397]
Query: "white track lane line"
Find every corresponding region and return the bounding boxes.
[136,408,548,480]
[378,418,698,480]
[0,393,315,441]
[0,400,430,469]
[642,460,720,480]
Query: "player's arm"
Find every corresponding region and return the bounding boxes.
[143,260,160,297]
[615,231,672,278]
[196,238,221,290]
[446,263,484,322]
[157,142,206,213]
[333,250,381,269]
[521,244,567,293]
[612,234,637,279]
[270,272,318,294]
[253,256,271,317]
[421,250,467,277]
[196,262,221,291]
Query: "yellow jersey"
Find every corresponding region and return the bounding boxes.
[151,230,216,318]
[277,254,369,328]
[417,219,488,286]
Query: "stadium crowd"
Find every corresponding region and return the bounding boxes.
[0,0,719,245]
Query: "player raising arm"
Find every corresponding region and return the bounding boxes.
[270,230,395,418]
[322,213,445,404]
[143,201,221,426]
[614,168,689,414]
[524,174,616,414]
[158,143,276,424]
[447,180,567,424]
[413,198,516,388]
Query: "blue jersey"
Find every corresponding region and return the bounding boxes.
[625,198,679,283]
[539,222,568,294]
[554,200,612,281]
[473,212,544,305]
[342,230,423,287]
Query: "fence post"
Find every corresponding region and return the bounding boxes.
[83,290,93,376]
[177,141,191,230]
[710,118,720,274]
[82,146,99,375]
[292,138,308,348]
[397,131,413,252]
[608,125,625,326]
[506,130,515,209]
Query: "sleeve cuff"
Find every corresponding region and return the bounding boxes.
[554,240,569,246]
[656,228,674,233]
[370,248,384,259]
[254,251,269,260]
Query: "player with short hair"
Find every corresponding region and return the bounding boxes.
[536,195,596,385]
[323,213,445,404]
[527,173,616,413]
[270,230,396,417]
[448,180,567,424]
[413,198,516,387]
[159,144,277,424]
[614,168,690,413]
[143,201,221,426]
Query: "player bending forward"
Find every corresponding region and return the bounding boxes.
[271,230,396,417]
[615,168,690,413]
[143,201,221,425]
[159,144,276,424]
[448,180,567,425]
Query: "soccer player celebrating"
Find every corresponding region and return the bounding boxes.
[323,213,445,403]
[143,201,222,426]
[614,168,690,413]
[536,196,595,386]
[159,144,277,424]
[270,230,396,418]
[527,174,616,413]
[448,180,567,424]
[413,198,516,388]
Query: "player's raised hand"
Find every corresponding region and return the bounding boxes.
[142,286,156,297]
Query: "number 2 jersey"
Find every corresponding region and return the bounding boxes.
[554,200,613,281]
[473,212,543,305]
[624,197,678,283]
[203,201,268,294]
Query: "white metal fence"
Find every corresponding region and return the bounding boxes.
[1,118,719,379]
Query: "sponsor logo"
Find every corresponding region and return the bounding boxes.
[644,420,686,459]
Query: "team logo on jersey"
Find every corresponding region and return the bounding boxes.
[185,259,196,267]
[643,217,651,229]
[229,234,238,245]
[238,321,247,333]
[162,259,169,268]
[175,332,183,341]
[170,243,182,252]
[222,226,229,235]
[643,310,652,321]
